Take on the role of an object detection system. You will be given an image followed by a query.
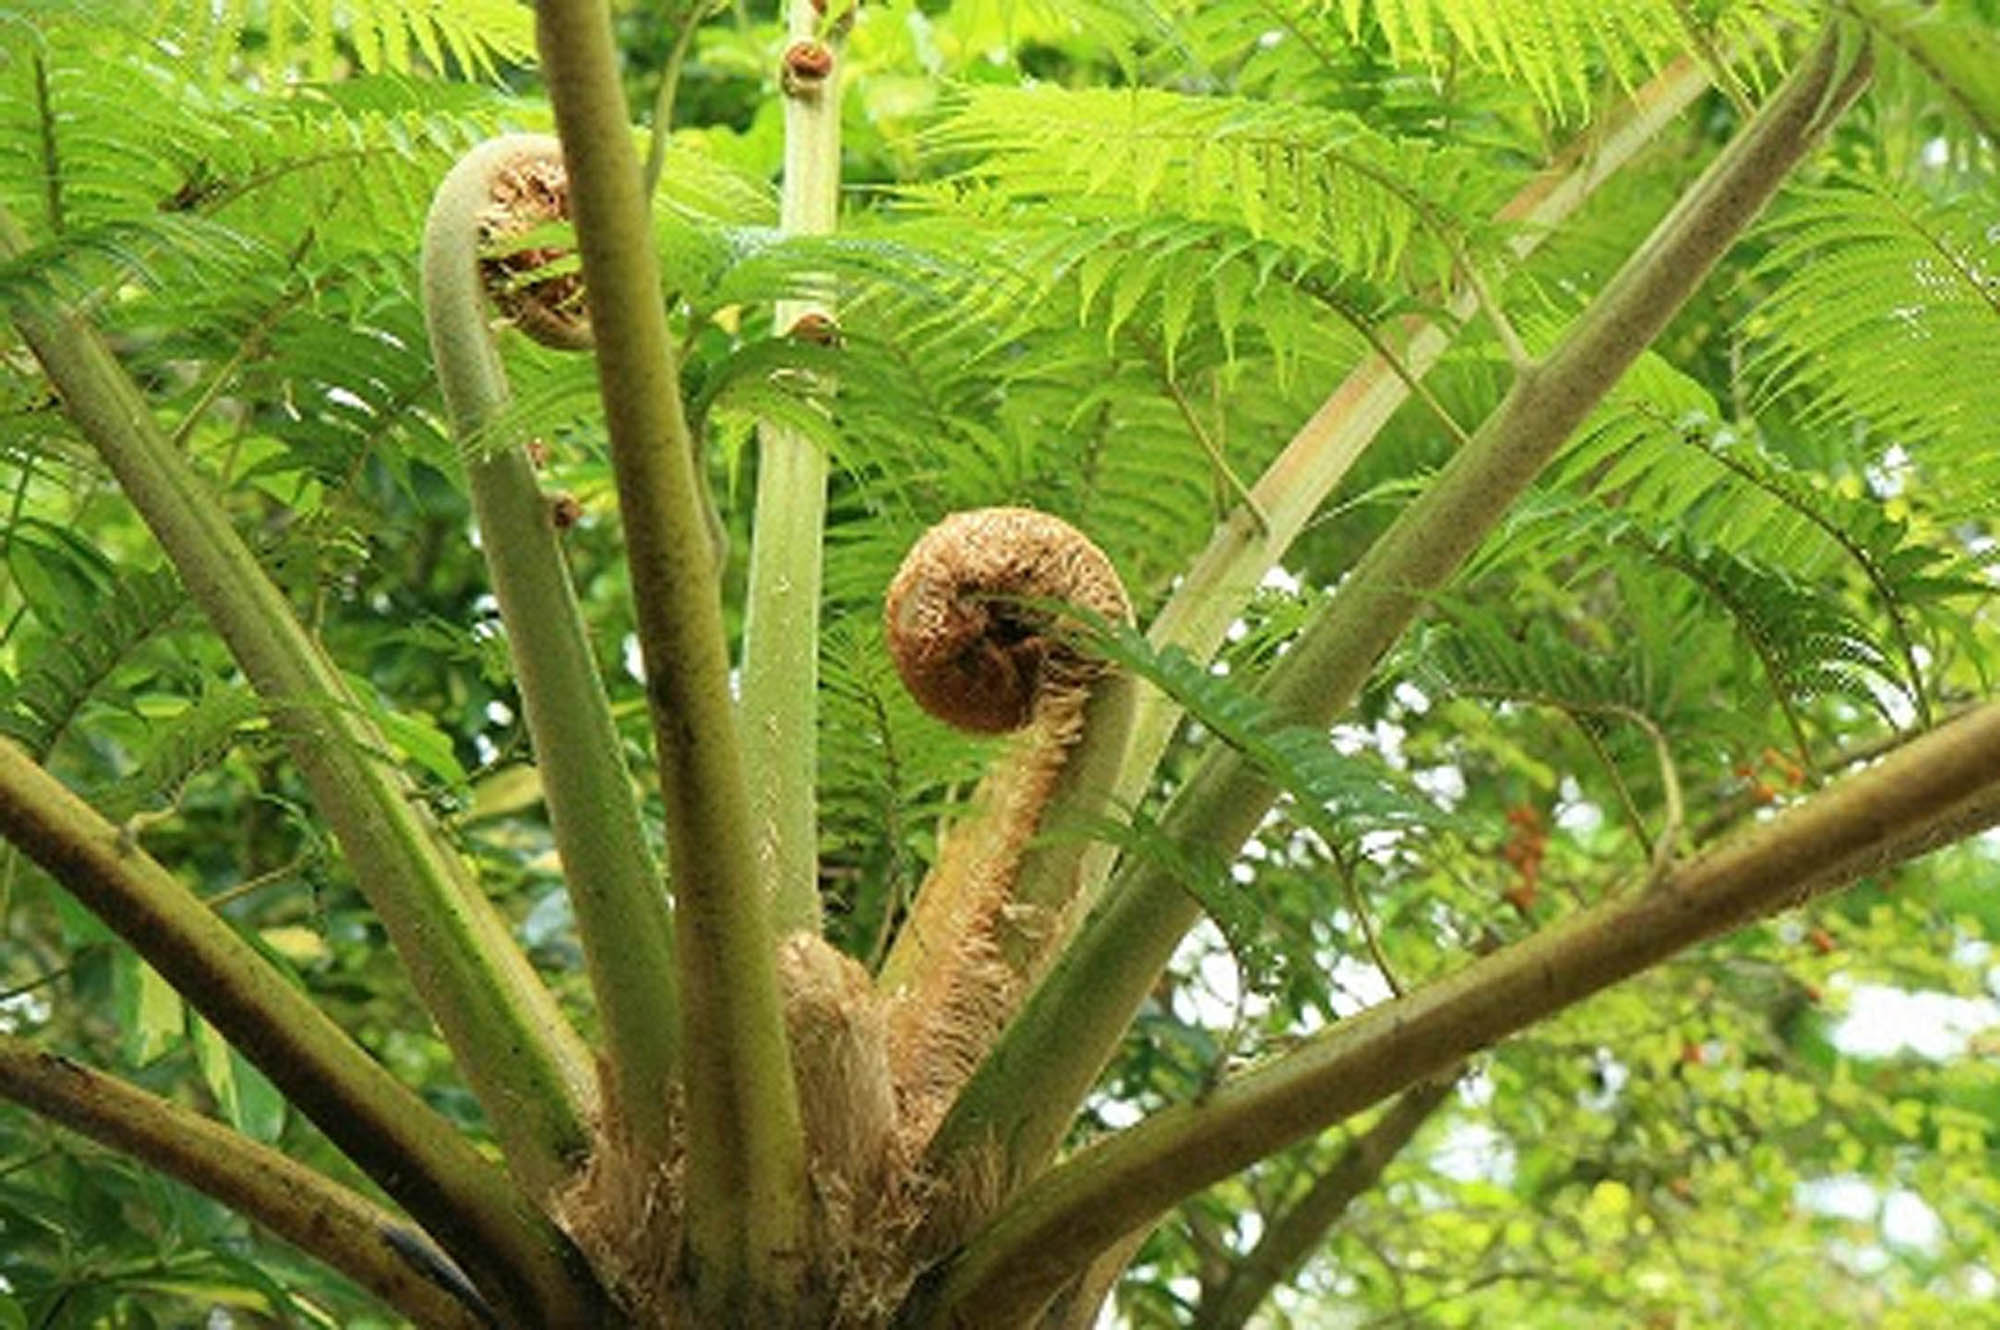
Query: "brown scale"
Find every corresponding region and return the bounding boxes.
[476,152,593,352]
[883,507,1130,735]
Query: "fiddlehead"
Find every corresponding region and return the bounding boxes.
[884,507,1132,735]
[468,140,593,351]
[879,507,1135,1154]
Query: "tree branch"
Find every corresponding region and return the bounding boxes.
[425,133,682,1170]
[928,20,1871,1220]
[919,691,1999,1330]
[0,1036,492,1330]
[0,207,597,1199]
[0,739,607,1327]
[531,0,810,1318]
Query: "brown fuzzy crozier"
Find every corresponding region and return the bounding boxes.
[476,150,593,351]
[883,507,1130,735]
[881,508,1132,1156]
[565,507,1133,1326]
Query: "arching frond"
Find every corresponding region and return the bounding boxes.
[1743,171,2000,518]
[1636,527,1904,733]
[1320,0,1810,118]
[1,566,188,760]
[927,86,1498,286]
[149,0,534,82]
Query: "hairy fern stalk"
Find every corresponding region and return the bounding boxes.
[0,2,1996,1328]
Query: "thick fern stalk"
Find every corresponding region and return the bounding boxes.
[0,1033,494,1330]
[741,0,846,934]
[1115,54,1716,841]
[0,208,597,1200]
[0,739,606,1327]
[424,134,682,1168]
[929,23,1873,1212]
[917,691,2000,1330]
[531,0,811,1320]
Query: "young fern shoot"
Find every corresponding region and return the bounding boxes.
[424,132,683,1178]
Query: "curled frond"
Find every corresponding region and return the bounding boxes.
[883,507,1132,734]
[475,144,592,352]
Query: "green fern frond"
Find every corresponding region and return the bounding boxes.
[0,217,269,316]
[1,565,188,759]
[1411,602,1675,728]
[931,0,1172,69]
[237,285,452,487]
[1468,483,1918,753]
[927,86,1494,285]
[93,684,270,823]
[1630,527,1904,736]
[1743,172,2000,516]
[1088,617,1449,844]
[1325,0,1810,118]
[1539,354,1983,721]
[2,20,506,268]
[817,613,994,955]
[1090,808,1294,997]
[148,0,534,82]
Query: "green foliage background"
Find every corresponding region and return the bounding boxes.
[0,0,1995,1325]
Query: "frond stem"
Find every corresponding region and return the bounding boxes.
[1293,282,1471,445]
[0,1037,494,1330]
[1130,328,1268,529]
[643,3,710,196]
[1456,251,1533,372]
[31,56,61,234]
[532,1,811,1317]
[741,0,847,933]
[0,739,606,1326]
[0,204,598,1199]
[424,134,683,1166]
